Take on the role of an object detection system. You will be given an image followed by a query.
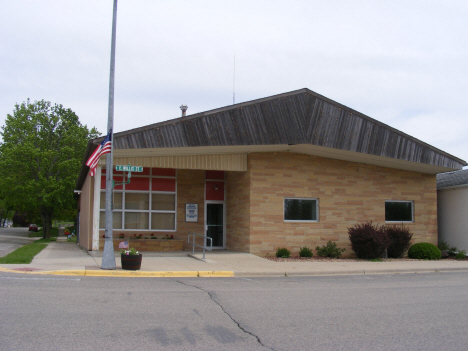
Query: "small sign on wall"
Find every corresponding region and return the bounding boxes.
[185,203,198,222]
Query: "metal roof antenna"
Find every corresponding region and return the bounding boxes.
[180,104,188,117]
[233,55,236,105]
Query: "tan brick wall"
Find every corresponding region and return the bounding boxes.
[88,153,437,257]
[176,169,205,250]
[226,170,250,252]
[247,152,437,257]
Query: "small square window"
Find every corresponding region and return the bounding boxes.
[385,201,413,222]
[284,198,318,222]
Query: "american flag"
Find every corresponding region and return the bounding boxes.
[86,129,112,176]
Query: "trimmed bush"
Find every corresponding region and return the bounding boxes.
[385,225,413,258]
[299,246,313,258]
[348,222,390,259]
[315,241,346,258]
[407,243,441,260]
[276,247,291,258]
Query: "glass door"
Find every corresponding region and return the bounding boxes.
[206,203,224,248]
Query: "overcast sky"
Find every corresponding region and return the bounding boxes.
[1,1,467,164]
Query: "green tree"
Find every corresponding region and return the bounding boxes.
[0,99,100,238]
[0,196,14,227]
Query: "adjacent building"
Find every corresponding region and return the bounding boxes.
[437,169,468,251]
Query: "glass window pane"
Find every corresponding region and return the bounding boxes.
[152,194,175,211]
[99,211,122,229]
[100,192,122,210]
[385,202,413,222]
[125,193,149,210]
[284,199,317,221]
[124,212,149,229]
[151,213,175,230]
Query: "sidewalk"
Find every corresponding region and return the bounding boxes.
[1,240,468,278]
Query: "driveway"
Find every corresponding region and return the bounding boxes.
[0,227,37,257]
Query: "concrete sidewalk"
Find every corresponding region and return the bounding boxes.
[2,240,468,277]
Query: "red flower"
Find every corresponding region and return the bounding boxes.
[102,235,105,238]
[170,235,174,239]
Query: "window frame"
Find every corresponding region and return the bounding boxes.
[99,168,177,231]
[385,200,414,223]
[283,197,319,223]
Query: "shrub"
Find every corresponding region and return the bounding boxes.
[407,243,441,260]
[315,241,346,258]
[438,240,450,251]
[276,247,290,258]
[299,246,313,258]
[385,225,413,258]
[348,222,390,259]
[455,250,467,260]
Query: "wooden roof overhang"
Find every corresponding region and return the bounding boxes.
[76,88,466,190]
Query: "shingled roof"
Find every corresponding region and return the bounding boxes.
[77,88,466,189]
[437,169,468,189]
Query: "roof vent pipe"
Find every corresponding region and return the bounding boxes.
[180,104,188,117]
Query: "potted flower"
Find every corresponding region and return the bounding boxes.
[118,233,125,239]
[120,247,142,270]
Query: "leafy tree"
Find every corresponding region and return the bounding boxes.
[0,99,99,238]
[0,197,15,227]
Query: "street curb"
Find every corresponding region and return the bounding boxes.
[233,267,468,277]
[0,266,234,278]
[3,265,468,278]
[84,270,234,277]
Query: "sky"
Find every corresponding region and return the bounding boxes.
[1,1,467,164]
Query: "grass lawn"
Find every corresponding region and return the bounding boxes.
[0,238,53,264]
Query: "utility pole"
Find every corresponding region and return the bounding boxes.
[101,0,118,270]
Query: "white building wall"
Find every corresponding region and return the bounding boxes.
[438,186,468,251]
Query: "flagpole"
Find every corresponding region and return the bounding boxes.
[102,0,118,270]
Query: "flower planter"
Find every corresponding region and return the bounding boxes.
[100,238,184,251]
[121,253,142,270]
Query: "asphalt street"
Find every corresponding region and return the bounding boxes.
[1,271,468,350]
[0,227,37,257]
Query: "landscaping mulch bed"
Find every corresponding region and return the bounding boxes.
[265,256,468,262]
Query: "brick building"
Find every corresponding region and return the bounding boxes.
[75,89,466,256]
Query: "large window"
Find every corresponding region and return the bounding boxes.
[99,168,176,231]
[284,198,318,222]
[385,201,413,222]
